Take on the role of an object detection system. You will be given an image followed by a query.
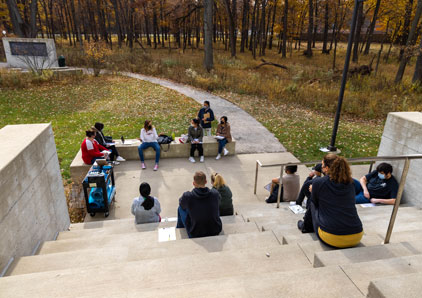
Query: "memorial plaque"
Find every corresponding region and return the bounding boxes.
[9,42,48,57]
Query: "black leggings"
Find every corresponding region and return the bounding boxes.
[107,145,119,161]
[190,144,203,157]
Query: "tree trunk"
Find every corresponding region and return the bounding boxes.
[204,0,214,72]
[322,0,329,53]
[224,0,237,57]
[375,19,389,76]
[281,0,288,57]
[249,0,258,52]
[399,0,414,61]
[363,0,381,55]
[110,0,123,47]
[412,37,422,83]
[305,0,313,56]
[312,0,318,48]
[6,0,25,37]
[240,0,249,53]
[395,0,422,83]
[352,1,364,62]
[269,0,277,49]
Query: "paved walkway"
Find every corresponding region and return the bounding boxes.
[120,72,286,154]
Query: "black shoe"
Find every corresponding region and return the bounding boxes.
[297,220,304,231]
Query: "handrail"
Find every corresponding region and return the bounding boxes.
[254,154,422,244]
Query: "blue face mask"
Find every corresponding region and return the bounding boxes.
[378,173,385,180]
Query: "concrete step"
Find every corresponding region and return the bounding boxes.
[296,234,384,264]
[69,215,244,230]
[313,240,422,267]
[340,254,422,296]
[59,220,257,240]
[367,272,422,298]
[0,264,362,298]
[38,230,280,255]
[8,242,310,276]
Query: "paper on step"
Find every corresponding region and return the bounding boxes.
[264,182,272,192]
[289,205,306,214]
[360,203,376,208]
[158,227,176,242]
[161,217,177,222]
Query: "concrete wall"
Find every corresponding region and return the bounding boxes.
[377,112,422,206]
[0,124,69,273]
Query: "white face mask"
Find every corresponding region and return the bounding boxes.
[378,173,386,180]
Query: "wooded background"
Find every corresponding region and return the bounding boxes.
[1,0,421,82]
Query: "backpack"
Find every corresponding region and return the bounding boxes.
[157,135,173,152]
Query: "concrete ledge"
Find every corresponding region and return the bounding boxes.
[70,136,236,184]
[368,272,422,298]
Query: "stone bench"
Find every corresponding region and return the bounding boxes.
[70,136,236,184]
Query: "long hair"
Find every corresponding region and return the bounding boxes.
[211,173,226,189]
[325,155,353,184]
[144,120,152,131]
[139,182,154,210]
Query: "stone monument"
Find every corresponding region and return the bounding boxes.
[2,37,59,69]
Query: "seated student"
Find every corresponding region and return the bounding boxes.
[266,165,300,203]
[296,163,323,206]
[215,116,232,160]
[131,182,161,224]
[188,118,204,163]
[211,173,234,216]
[354,163,399,205]
[298,154,363,249]
[93,122,126,163]
[138,120,160,171]
[81,130,110,165]
[176,171,222,238]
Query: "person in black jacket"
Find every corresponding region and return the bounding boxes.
[298,154,363,249]
[93,122,125,163]
[176,171,222,238]
[296,163,323,206]
[197,101,215,136]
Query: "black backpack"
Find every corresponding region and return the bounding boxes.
[157,135,173,152]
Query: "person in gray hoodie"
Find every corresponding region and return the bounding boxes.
[131,182,161,224]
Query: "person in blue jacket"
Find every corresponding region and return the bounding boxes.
[197,100,215,136]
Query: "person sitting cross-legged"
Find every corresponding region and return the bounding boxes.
[298,154,363,249]
[176,171,222,238]
[354,162,399,205]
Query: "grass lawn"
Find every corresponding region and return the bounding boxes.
[0,74,200,181]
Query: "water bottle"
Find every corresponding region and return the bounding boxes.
[171,132,175,141]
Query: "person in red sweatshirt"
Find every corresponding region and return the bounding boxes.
[81,130,110,164]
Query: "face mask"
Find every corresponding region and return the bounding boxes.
[148,125,152,130]
[378,173,385,180]
[220,121,224,125]
[204,106,208,109]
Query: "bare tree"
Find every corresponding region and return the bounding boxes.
[204,0,214,71]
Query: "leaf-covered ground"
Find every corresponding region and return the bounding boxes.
[217,91,384,162]
[0,75,200,181]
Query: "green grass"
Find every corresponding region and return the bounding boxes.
[0,74,200,181]
[218,91,383,162]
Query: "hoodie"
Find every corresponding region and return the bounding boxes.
[312,175,363,235]
[179,187,222,238]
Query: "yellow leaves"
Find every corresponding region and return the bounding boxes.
[83,41,112,64]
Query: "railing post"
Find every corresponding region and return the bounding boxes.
[276,165,284,209]
[254,161,259,195]
[368,161,374,173]
[384,158,411,244]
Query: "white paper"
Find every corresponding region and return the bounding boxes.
[360,203,376,208]
[106,142,115,146]
[161,217,177,222]
[158,227,177,242]
[264,182,272,192]
[121,140,134,145]
[214,136,225,140]
[289,205,306,214]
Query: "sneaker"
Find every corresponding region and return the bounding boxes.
[116,156,126,162]
[189,157,196,163]
[223,148,229,156]
[200,156,204,163]
[297,220,304,231]
[114,161,120,165]
[153,164,159,171]
[216,154,221,160]
[141,162,146,169]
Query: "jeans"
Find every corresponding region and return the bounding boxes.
[296,178,313,206]
[203,128,212,136]
[138,142,160,164]
[190,143,203,157]
[176,206,192,238]
[218,139,228,154]
[353,178,371,204]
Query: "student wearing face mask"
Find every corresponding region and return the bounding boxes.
[354,163,398,205]
[197,100,215,136]
[138,120,160,171]
[215,116,232,160]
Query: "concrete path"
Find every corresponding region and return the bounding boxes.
[120,72,286,154]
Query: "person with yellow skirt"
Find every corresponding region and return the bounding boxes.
[297,154,363,248]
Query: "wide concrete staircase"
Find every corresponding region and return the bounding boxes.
[1,203,422,297]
